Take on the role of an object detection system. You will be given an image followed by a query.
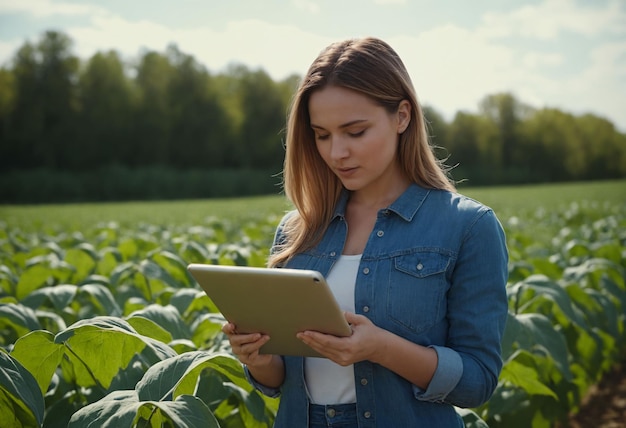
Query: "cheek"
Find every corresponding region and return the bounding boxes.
[315,141,331,164]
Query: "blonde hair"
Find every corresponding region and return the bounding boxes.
[269,37,455,267]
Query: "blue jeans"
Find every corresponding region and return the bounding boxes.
[308,403,358,427]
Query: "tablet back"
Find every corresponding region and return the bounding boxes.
[187,264,352,357]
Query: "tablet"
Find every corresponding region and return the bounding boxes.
[187,263,352,358]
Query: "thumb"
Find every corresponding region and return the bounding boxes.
[344,311,361,324]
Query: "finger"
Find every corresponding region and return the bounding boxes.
[344,311,369,326]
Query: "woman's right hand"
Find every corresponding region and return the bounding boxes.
[221,322,275,367]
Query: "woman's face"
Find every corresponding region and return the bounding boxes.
[308,85,410,198]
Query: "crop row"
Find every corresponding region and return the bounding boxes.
[1,200,625,427]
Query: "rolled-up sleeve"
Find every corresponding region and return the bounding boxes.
[414,345,463,402]
[244,364,282,398]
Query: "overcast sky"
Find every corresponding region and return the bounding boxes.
[0,0,625,131]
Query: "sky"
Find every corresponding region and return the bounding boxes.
[0,0,625,131]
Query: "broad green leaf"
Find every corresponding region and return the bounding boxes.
[68,390,138,428]
[21,284,77,311]
[0,303,41,342]
[64,247,96,284]
[180,241,211,264]
[128,304,190,339]
[15,264,53,300]
[68,390,218,428]
[169,339,198,354]
[11,331,64,395]
[501,312,572,381]
[501,358,558,399]
[190,313,225,348]
[150,250,192,284]
[34,309,67,333]
[139,259,180,290]
[54,317,153,389]
[126,315,173,343]
[136,352,247,402]
[118,238,139,260]
[76,283,122,317]
[514,275,587,329]
[169,288,204,315]
[96,248,122,276]
[109,262,138,287]
[0,351,45,427]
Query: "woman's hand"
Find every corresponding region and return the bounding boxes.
[222,322,286,389]
[297,312,388,366]
[221,322,274,368]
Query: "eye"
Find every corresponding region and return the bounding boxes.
[315,133,330,141]
[348,130,365,138]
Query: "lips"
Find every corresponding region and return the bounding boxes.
[336,167,358,178]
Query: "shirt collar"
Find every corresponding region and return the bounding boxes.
[332,183,431,222]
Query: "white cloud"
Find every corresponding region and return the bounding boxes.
[373,0,406,4]
[521,52,563,69]
[481,0,626,40]
[389,25,522,111]
[0,0,105,17]
[293,0,320,14]
[555,41,626,124]
[66,15,332,79]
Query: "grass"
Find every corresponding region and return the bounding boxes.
[1,179,624,232]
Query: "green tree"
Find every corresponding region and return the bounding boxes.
[521,108,580,181]
[447,111,499,184]
[236,68,287,169]
[3,32,80,170]
[165,45,234,169]
[78,50,136,168]
[479,93,531,169]
[575,114,626,179]
[0,68,16,169]
[131,50,174,166]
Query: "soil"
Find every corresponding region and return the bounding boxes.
[566,356,626,428]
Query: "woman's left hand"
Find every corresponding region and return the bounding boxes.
[297,312,387,366]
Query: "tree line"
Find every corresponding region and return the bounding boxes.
[0,31,624,202]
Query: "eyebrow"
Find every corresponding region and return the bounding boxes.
[310,119,368,130]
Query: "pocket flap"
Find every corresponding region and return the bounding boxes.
[394,252,450,278]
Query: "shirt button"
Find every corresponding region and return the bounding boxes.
[361,378,368,385]
[364,411,371,418]
[362,267,370,274]
[330,251,336,257]
[327,408,336,417]
[376,230,384,237]
[363,306,370,313]
[416,263,423,270]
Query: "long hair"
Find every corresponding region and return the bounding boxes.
[269,37,455,267]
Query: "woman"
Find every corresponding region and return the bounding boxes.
[222,37,509,427]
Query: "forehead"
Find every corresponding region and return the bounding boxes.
[308,86,381,124]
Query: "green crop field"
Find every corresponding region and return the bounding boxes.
[1,179,625,428]
[1,179,624,232]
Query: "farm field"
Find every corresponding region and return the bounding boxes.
[1,179,625,427]
[2,179,624,232]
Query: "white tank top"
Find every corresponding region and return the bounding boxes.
[304,254,361,404]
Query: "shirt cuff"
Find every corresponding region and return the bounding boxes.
[413,345,463,403]
[243,364,282,398]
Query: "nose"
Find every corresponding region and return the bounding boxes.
[329,136,350,161]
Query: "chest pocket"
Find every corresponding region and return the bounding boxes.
[387,251,452,335]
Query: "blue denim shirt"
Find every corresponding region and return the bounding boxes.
[246,183,509,427]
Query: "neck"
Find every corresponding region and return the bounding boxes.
[350,179,410,210]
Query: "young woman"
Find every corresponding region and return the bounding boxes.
[222,37,509,427]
